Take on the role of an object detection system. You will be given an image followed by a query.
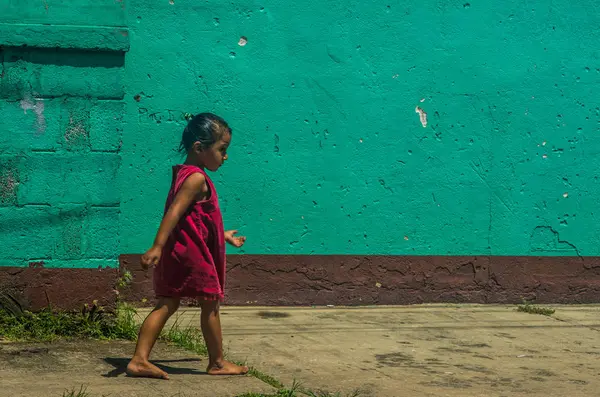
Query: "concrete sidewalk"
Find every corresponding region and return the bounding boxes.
[137,304,600,396]
[2,304,599,396]
[0,339,275,397]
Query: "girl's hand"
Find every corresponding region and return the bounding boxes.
[141,246,162,270]
[225,230,246,248]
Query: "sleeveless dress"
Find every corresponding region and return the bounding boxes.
[153,164,226,301]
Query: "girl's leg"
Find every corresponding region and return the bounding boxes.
[199,300,249,375]
[126,296,180,379]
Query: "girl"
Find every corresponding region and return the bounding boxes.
[126,112,249,379]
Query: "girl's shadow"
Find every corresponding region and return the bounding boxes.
[102,357,208,378]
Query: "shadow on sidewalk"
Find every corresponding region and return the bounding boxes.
[102,357,207,378]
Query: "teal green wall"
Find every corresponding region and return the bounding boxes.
[1,1,599,269]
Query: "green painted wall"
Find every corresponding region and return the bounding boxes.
[1,0,599,270]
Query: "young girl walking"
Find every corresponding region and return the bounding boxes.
[126,113,249,379]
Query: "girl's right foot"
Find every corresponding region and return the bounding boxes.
[126,357,169,380]
[207,360,249,375]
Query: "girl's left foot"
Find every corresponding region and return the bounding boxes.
[207,360,249,375]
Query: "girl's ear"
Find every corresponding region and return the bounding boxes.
[192,141,204,153]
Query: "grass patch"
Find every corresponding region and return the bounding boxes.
[245,366,285,389]
[162,322,208,356]
[236,380,362,397]
[303,391,362,397]
[0,302,139,342]
[516,299,555,316]
[62,385,91,397]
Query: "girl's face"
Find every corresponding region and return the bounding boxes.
[195,132,231,171]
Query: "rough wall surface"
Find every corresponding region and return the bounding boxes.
[1,1,600,309]
[122,0,600,258]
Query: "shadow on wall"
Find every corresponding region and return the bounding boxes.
[2,47,125,68]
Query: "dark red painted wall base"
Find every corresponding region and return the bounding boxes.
[2,255,600,311]
[116,254,600,307]
[0,266,118,311]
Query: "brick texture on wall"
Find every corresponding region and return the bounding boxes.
[0,1,127,278]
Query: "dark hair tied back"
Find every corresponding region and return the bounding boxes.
[178,112,232,154]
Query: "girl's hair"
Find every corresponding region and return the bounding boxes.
[178,113,232,153]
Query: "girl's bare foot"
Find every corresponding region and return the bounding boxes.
[207,360,249,375]
[126,357,169,380]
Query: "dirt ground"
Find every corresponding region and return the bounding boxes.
[2,304,600,396]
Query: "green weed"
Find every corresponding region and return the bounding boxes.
[162,320,208,356]
[517,299,555,316]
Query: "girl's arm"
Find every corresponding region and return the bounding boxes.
[141,173,207,269]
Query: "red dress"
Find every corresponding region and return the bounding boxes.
[153,164,226,300]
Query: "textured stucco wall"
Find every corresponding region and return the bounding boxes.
[1,1,600,279]
[121,0,600,258]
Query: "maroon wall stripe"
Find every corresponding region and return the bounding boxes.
[2,255,599,311]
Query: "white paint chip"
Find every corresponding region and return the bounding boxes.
[238,36,248,46]
[415,106,427,128]
[563,192,569,198]
[20,97,46,134]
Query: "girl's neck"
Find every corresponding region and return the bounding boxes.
[183,156,205,169]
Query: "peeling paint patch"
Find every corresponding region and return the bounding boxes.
[62,105,91,150]
[415,106,428,128]
[65,115,88,143]
[0,159,19,206]
[238,36,248,46]
[20,97,47,134]
[0,172,18,204]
